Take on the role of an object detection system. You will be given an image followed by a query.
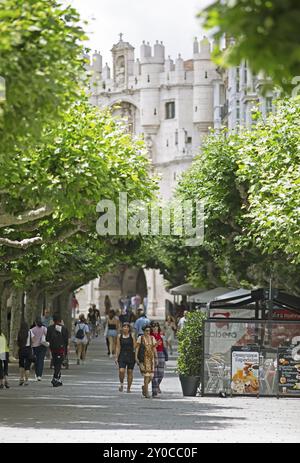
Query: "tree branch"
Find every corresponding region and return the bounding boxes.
[0,205,53,228]
[0,236,43,248]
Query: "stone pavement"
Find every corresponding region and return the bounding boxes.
[0,335,300,443]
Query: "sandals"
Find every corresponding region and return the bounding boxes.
[142,385,150,398]
[19,379,24,386]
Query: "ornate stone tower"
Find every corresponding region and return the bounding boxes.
[111,33,135,89]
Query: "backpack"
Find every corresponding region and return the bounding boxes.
[50,326,65,350]
[75,323,85,340]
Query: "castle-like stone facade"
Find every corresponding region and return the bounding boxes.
[76,35,276,317]
[86,34,218,199]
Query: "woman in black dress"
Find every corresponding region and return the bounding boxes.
[115,322,136,393]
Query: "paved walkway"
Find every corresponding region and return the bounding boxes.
[1,335,300,443]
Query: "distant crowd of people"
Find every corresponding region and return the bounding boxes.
[0,293,189,398]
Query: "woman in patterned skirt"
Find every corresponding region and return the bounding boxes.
[135,325,157,398]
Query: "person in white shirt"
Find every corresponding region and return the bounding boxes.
[74,314,90,365]
[31,317,48,381]
[177,310,189,331]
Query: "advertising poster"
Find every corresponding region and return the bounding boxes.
[278,346,300,396]
[231,346,260,394]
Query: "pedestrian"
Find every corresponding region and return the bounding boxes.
[118,307,126,324]
[103,316,110,356]
[0,329,9,389]
[41,309,53,328]
[164,315,176,354]
[115,322,136,393]
[151,322,167,398]
[104,295,112,316]
[118,296,124,312]
[71,292,79,319]
[87,307,97,338]
[41,308,53,360]
[135,325,157,399]
[124,295,131,312]
[177,310,188,331]
[46,313,69,387]
[74,314,90,365]
[106,310,120,358]
[134,310,150,337]
[17,321,34,386]
[92,304,101,337]
[31,316,48,381]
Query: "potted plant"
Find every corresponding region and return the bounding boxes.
[177,310,206,396]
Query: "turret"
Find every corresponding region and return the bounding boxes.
[175,54,185,83]
[154,40,165,63]
[175,54,184,71]
[199,36,211,59]
[193,37,199,55]
[140,40,152,60]
[164,56,174,73]
[102,63,111,80]
[193,36,214,139]
[92,50,102,74]
[134,58,141,76]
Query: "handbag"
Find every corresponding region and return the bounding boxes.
[137,336,145,363]
[41,333,49,348]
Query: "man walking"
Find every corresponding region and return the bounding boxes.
[46,313,68,387]
[134,310,150,337]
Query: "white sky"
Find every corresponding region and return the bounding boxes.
[66,0,212,65]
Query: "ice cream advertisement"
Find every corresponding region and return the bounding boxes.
[231,346,260,394]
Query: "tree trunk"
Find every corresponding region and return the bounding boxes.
[24,284,39,326]
[45,292,55,313]
[60,289,72,334]
[35,291,45,319]
[0,281,11,340]
[9,287,23,358]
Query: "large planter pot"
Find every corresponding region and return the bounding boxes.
[179,375,201,397]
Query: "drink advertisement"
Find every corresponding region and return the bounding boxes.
[231,346,260,394]
[278,345,300,396]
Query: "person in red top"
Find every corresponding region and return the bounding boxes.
[46,313,68,387]
[150,322,167,398]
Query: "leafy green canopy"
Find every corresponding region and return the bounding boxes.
[200,0,300,93]
[4,103,153,217]
[0,0,87,152]
[0,103,157,286]
[154,98,300,293]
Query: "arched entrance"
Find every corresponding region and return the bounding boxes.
[98,266,148,315]
[121,267,147,301]
[109,100,141,135]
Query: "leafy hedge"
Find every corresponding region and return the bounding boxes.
[177,311,206,376]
